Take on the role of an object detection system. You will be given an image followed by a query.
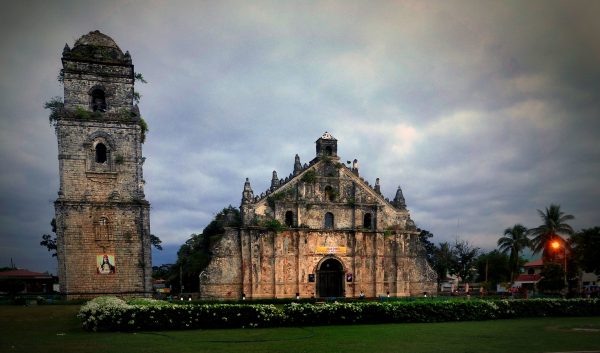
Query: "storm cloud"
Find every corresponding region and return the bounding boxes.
[1,0,599,273]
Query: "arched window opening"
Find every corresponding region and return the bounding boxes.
[324,185,335,202]
[325,146,333,156]
[285,211,294,227]
[95,143,107,163]
[91,89,107,112]
[324,212,334,229]
[363,213,372,230]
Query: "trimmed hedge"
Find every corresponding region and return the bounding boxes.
[78,297,284,331]
[78,296,600,332]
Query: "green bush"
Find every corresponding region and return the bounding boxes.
[300,170,317,183]
[78,296,600,332]
[78,296,284,332]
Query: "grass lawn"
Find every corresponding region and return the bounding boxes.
[1,305,600,353]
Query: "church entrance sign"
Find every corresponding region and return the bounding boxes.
[316,245,347,254]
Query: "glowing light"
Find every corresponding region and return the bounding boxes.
[551,241,560,250]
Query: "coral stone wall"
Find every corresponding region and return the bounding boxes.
[200,228,436,299]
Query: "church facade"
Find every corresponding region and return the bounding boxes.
[53,31,152,298]
[200,133,436,299]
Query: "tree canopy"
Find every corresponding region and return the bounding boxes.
[448,239,479,283]
[529,204,574,258]
[570,227,600,275]
[40,218,57,258]
[475,250,512,289]
[169,206,241,293]
[497,224,529,282]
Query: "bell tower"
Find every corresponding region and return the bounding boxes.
[315,131,338,159]
[54,31,152,298]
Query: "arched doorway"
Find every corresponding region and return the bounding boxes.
[317,258,344,297]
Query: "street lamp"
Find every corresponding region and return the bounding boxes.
[550,239,567,287]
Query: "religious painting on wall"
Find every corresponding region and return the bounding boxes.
[97,254,116,274]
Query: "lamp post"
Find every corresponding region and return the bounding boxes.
[550,239,567,288]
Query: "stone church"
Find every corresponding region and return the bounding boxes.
[200,133,436,299]
[53,31,152,298]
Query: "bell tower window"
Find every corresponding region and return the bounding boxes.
[91,88,107,112]
[95,143,107,163]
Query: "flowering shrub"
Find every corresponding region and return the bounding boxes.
[78,297,600,332]
[78,296,284,332]
[77,296,132,331]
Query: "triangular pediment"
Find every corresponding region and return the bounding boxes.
[253,158,399,211]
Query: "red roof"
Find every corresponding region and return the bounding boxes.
[0,269,52,279]
[515,274,542,282]
[524,259,543,267]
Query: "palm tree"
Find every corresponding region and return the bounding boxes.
[529,204,575,259]
[497,224,530,282]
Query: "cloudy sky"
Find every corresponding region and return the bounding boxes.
[1,0,599,274]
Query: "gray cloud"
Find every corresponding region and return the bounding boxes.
[1,0,599,273]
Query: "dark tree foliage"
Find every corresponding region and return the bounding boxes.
[40,218,57,258]
[475,250,513,289]
[529,204,574,259]
[497,224,530,282]
[449,239,479,283]
[418,229,436,264]
[431,242,453,289]
[570,227,600,275]
[169,206,241,293]
[152,264,172,279]
[537,263,565,292]
[150,234,162,250]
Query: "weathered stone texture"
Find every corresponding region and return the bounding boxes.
[202,228,436,299]
[54,31,151,299]
[200,133,436,299]
[63,66,134,112]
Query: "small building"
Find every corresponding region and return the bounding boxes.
[513,259,543,291]
[0,269,55,295]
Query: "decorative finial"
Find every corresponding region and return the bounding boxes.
[271,171,279,190]
[242,178,254,204]
[321,131,335,140]
[294,154,302,175]
[393,185,406,209]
